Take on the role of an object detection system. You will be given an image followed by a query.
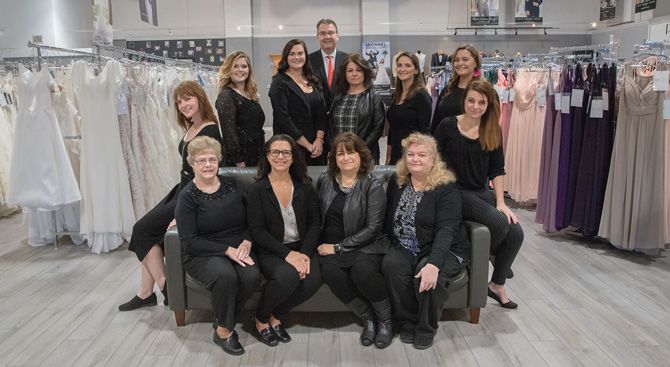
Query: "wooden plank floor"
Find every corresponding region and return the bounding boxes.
[0,207,668,367]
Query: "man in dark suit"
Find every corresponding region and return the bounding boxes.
[431,50,449,68]
[308,19,349,110]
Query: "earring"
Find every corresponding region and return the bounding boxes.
[473,68,481,77]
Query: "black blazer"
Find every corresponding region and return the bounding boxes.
[384,174,471,269]
[269,72,327,143]
[245,176,322,258]
[309,49,349,108]
[431,53,449,68]
[328,89,385,161]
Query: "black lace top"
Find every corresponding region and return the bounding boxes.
[215,87,266,164]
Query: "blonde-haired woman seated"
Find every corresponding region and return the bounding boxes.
[174,136,261,356]
[381,133,471,350]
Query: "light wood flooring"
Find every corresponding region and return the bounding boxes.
[0,207,669,367]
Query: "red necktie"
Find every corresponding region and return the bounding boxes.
[327,55,334,89]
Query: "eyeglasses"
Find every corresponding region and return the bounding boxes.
[194,158,218,166]
[268,149,293,158]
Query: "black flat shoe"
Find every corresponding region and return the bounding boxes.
[213,330,245,356]
[413,334,434,350]
[272,323,291,343]
[255,325,279,347]
[399,326,415,344]
[487,288,518,309]
[118,293,157,311]
[507,268,514,279]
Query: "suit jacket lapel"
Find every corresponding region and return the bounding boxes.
[261,177,281,214]
[282,73,311,113]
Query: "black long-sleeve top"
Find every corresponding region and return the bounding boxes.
[433,116,505,191]
[386,89,432,164]
[174,176,251,261]
[245,176,322,258]
[430,87,465,133]
[385,174,471,269]
[177,124,226,187]
[269,72,327,143]
[215,87,266,165]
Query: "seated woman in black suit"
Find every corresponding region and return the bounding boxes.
[381,133,471,350]
[316,132,392,348]
[174,136,261,356]
[246,134,323,346]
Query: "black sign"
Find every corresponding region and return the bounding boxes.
[515,16,542,24]
[635,0,656,13]
[126,38,226,66]
[600,0,616,21]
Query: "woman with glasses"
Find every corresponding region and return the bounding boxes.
[120,81,225,312]
[269,39,328,165]
[245,134,323,346]
[174,136,260,356]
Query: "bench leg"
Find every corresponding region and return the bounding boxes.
[174,310,186,326]
[469,308,480,324]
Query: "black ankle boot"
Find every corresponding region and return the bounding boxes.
[346,298,377,346]
[370,299,393,349]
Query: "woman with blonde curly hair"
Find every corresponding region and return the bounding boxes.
[381,133,471,350]
[215,51,265,167]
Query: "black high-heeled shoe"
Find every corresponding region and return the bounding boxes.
[487,288,518,309]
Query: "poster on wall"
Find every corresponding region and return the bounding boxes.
[635,0,656,13]
[515,0,543,24]
[139,0,158,26]
[600,0,616,21]
[362,41,391,86]
[126,38,226,66]
[93,0,113,44]
[470,0,499,26]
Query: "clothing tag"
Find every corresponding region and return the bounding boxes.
[508,88,516,103]
[561,93,571,113]
[554,93,562,111]
[116,93,129,115]
[602,89,609,111]
[0,94,7,107]
[536,87,546,107]
[501,89,510,103]
[590,98,604,119]
[664,99,670,119]
[571,88,584,107]
[547,81,555,96]
[653,70,669,91]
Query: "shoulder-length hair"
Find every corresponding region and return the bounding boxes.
[396,133,456,191]
[327,132,373,178]
[334,54,374,95]
[217,51,259,101]
[464,80,502,151]
[172,80,219,131]
[442,44,482,99]
[256,134,311,183]
[393,52,426,104]
[276,39,320,88]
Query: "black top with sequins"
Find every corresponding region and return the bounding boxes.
[215,87,266,164]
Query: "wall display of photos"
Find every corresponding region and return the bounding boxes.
[126,38,226,65]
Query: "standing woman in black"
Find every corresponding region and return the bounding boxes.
[269,39,328,165]
[119,81,225,311]
[215,50,265,167]
[430,45,482,133]
[329,54,386,164]
[245,134,322,346]
[385,52,432,165]
[433,80,523,309]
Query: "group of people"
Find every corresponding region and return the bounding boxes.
[116,18,524,356]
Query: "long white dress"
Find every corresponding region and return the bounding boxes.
[71,60,135,253]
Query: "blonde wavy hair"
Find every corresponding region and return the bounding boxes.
[217,51,259,101]
[396,133,456,191]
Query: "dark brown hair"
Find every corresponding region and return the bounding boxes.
[316,18,338,32]
[463,80,501,151]
[173,80,219,131]
[327,132,373,178]
[334,54,374,95]
[276,39,320,88]
[393,52,425,104]
[256,134,311,183]
[442,45,482,99]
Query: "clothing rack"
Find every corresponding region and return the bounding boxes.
[27,41,101,71]
[94,42,220,71]
[549,39,619,61]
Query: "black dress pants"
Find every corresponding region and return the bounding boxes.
[256,252,322,323]
[184,254,261,330]
[320,252,387,304]
[382,245,466,339]
[460,189,524,285]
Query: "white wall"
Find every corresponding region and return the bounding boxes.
[251,0,361,37]
[0,0,56,58]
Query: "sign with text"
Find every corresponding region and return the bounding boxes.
[515,0,543,24]
[362,41,392,86]
[635,0,656,13]
[470,0,499,26]
[600,0,616,21]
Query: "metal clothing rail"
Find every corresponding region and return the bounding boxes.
[94,42,220,71]
[27,41,101,70]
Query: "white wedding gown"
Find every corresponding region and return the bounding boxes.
[71,60,135,253]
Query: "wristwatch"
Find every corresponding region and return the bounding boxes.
[333,244,342,253]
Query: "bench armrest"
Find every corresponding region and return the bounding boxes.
[464,221,490,308]
[164,227,185,311]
